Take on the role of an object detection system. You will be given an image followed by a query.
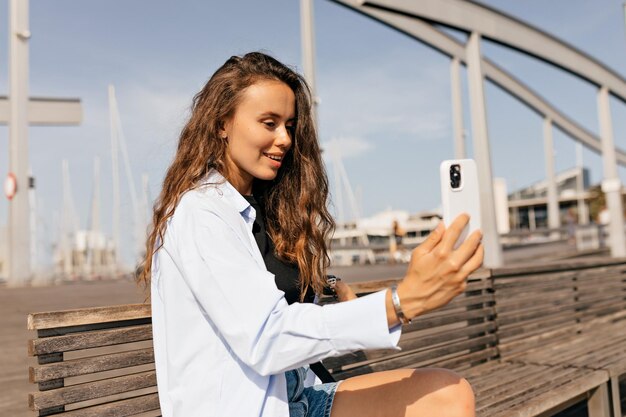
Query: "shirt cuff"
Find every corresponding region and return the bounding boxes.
[322,289,402,353]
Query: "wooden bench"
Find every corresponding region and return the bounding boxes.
[26,259,626,417]
[325,265,613,417]
[27,304,159,416]
[493,259,626,417]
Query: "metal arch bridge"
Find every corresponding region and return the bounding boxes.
[322,0,626,266]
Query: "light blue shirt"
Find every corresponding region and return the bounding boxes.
[151,170,402,417]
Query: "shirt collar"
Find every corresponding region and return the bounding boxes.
[202,170,256,223]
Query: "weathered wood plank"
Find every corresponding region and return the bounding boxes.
[479,367,594,415]
[348,272,491,295]
[496,301,579,327]
[30,348,155,383]
[28,304,151,331]
[53,393,160,417]
[29,370,156,410]
[325,321,496,370]
[491,258,626,277]
[329,334,496,379]
[489,369,608,417]
[29,325,152,356]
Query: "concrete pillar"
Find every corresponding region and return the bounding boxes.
[529,207,537,231]
[543,118,560,231]
[597,86,626,257]
[300,0,319,126]
[450,57,465,159]
[7,0,31,286]
[466,32,503,267]
[576,143,589,224]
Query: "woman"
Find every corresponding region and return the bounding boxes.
[140,52,483,417]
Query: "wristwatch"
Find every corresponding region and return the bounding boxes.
[323,275,340,299]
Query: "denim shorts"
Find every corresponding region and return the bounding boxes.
[286,367,340,417]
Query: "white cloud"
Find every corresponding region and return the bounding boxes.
[322,136,373,159]
[318,58,452,142]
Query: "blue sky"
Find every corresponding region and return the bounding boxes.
[1,0,625,267]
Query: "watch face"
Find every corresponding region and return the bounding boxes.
[326,275,337,288]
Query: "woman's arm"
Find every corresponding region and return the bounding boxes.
[336,215,483,327]
[165,196,401,377]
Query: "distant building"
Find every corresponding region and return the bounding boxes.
[329,209,440,265]
[508,167,592,229]
[54,229,118,279]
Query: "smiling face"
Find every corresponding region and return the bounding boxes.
[221,80,296,195]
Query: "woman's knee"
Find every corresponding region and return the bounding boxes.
[414,369,475,417]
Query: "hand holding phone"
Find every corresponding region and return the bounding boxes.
[440,159,482,248]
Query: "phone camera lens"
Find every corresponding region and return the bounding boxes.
[450,164,462,189]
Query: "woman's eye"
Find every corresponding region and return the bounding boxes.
[263,121,276,128]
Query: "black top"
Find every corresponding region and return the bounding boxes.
[243,194,335,383]
[243,195,315,305]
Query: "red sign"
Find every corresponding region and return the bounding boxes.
[4,173,17,200]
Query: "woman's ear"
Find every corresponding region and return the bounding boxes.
[218,120,229,140]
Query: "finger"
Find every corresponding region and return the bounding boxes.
[447,229,483,272]
[413,222,445,257]
[458,243,484,277]
[440,213,471,253]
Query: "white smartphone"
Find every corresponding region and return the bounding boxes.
[440,159,482,248]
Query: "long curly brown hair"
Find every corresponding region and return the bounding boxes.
[138,52,335,299]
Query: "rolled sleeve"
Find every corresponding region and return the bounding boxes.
[322,290,402,353]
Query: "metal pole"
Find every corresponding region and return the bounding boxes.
[300,0,319,128]
[450,57,465,159]
[465,32,503,267]
[597,86,626,257]
[90,157,101,276]
[543,118,560,231]
[7,0,31,286]
[61,160,73,276]
[28,169,37,275]
[109,85,121,273]
[623,3,626,46]
[576,143,589,224]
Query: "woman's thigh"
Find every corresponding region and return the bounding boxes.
[330,368,475,417]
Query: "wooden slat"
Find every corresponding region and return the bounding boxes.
[491,258,626,277]
[29,325,152,356]
[30,348,155,383]
[325,320,496,370]
[349,272,491,295]
[406,307,495,332]
[53,393,159,417]
[431,347,499,372]
[329,334,496,379]
[498,325,583,359]
[495,294,577,312]
[493,271,576,290]
[479,365,582,411]
[28,304,151,331]
[36,318,152,339]
[496,300,578,327]
[29,370,156,410]
[490,369,607,417]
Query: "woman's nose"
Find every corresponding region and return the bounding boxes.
[276,125,292,149]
